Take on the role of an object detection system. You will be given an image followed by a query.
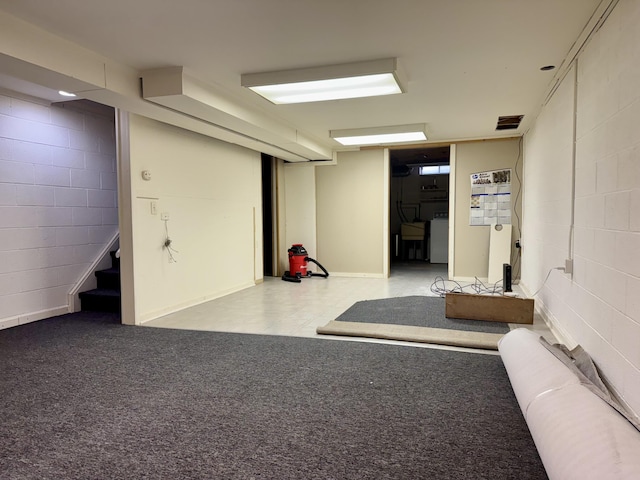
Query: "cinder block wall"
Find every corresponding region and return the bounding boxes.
[522,0,640,417]
[0,94,118,328]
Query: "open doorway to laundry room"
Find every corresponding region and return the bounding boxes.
[389,145,451,276]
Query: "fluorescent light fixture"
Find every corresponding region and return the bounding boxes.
[58,90,76,97]
[330,124,427,146]
[241,58,403,104]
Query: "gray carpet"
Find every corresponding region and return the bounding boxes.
[336,295,510,333]
[0,312,547,480]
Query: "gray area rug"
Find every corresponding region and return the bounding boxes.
[336,295,510,333]
[0,312,547,480]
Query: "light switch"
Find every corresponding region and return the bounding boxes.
[151,201,157,215]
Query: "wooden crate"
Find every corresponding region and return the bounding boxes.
[445,292,534,324]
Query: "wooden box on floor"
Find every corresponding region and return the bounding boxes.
[445,293,534,324]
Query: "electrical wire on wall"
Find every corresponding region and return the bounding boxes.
[163,219,179,263]
[512,136,524,281]
[531,266,565,297]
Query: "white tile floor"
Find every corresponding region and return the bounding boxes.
[144,262,555,354]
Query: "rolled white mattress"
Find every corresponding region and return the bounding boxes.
[499,328,640,480]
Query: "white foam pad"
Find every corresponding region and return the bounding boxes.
[499,328,640,480]
[498,328,580,415]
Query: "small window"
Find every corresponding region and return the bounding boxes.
[419,165,439,175]
[419,165,449,176]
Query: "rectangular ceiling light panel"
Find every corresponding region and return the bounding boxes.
[241,58,403,104]
[330,124,427,146]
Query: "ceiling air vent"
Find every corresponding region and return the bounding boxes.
[496,115,524,131]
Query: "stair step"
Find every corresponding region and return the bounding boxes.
[109,250,120,269]
[95,267,120,290]
[79,288,121,313]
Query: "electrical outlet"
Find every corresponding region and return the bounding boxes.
[161,212,170,221]
[565,258,573,275]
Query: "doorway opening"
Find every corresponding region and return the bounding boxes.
[261,153,277,277]
[389,145,451,273]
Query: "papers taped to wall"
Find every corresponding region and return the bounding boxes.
[469,169,511,226]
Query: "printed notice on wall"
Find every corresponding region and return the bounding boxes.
[469,169,511,226]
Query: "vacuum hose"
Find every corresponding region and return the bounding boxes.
[306,257,329,278]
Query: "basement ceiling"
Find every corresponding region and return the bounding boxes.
[0,0,605,156]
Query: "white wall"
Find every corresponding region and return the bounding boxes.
[521,64,575,293]
[522,0,640,417]
[0,93,118,329]
[452,139,523,280]
[127,114,263,323]
[315,149,389,277]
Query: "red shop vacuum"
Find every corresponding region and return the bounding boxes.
[282,244,329,283]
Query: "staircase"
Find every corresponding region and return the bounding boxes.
[79,250,121,313]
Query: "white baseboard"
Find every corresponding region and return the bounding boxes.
[0,306,70,331]
[532,296,577,348]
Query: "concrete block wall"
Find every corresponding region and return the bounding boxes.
[522,0,640,417]
[0,93,118,329]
